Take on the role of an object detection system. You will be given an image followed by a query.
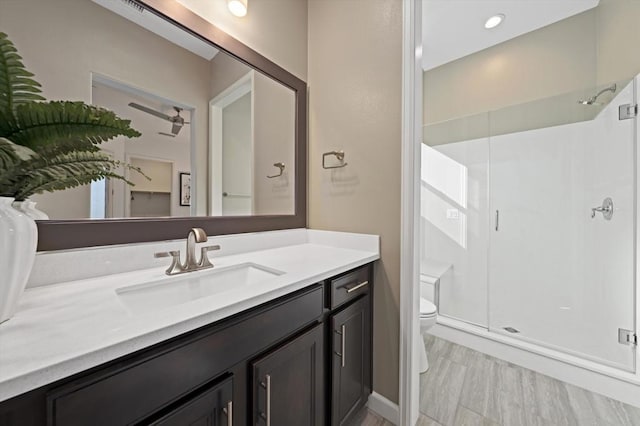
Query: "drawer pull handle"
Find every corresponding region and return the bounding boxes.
[260,374,271,426]
[345,280,369,293]
[222,400,232,426]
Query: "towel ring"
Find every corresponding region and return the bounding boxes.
[322,151,348,169]
[267,162,285,178]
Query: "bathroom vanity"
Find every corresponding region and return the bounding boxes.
[0,230,378,426]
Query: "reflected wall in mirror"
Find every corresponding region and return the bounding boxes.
[0,0,296,220]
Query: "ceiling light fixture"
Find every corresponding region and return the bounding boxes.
[484,14,505,29]
[228,0,247,17]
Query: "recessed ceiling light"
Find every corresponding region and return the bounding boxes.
[484,14,505,29]
[228,0,247,17]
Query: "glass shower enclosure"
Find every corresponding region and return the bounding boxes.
[421,77,637,372]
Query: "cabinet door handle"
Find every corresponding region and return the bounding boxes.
[260,374,271,426]
[333,324,346,368]
[334,324,347,368]
[341,324,346,367]
[345,280,369,293]
[222,400,232,426]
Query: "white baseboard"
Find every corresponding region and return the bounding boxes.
[367,391,400,425]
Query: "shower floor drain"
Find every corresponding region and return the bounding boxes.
[503,327,520,333]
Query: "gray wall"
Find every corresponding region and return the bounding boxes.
[596,0,640,85]
[308,0,403,404]
[180,0,308,81]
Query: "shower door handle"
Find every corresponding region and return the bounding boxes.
[591,197,613,220]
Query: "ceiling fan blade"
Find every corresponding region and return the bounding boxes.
[158,132,176,138]
[128,102,172,121]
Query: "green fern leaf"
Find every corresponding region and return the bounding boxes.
[0,101,142,153]
[0,137,36,194]
[8,151,146,200]
[0,137,20,171]
[0,32,46,117]
[16,171,124,201]
[0,137,34,167]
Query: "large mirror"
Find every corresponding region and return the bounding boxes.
[0,0,306,250]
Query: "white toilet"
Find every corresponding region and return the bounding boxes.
[418,260,452,373]
[418,277,437,373]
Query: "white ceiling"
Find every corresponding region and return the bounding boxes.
[422,0,600,71]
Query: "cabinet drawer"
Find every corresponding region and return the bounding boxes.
[47,285,324,426]
[329,265,372,309]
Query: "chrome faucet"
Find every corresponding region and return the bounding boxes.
[154,228,220,275]
[185,228,207,271]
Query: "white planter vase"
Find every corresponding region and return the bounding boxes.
[0,197,38,324]
[12,199,49,220]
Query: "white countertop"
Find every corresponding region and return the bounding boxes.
[0,229,379,402]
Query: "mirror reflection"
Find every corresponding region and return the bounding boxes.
[0,0,296,219]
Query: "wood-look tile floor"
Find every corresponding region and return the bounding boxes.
[355,334,640,426]
[418,334,640,426]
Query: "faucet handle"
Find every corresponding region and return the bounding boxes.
[154,250,184,275]
[154,250,180,259]
[199,245,221,268]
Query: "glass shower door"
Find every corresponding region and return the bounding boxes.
[488,79,637,371]
[422,113,491,328]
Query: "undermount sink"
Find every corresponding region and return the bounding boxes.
[116,263,285,314]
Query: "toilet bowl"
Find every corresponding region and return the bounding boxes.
[417,260,452,373]
[419,294,437,373]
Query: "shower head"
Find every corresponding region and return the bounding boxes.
[577,84,617,105]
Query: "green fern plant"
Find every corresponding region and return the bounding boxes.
[0,31,146,201]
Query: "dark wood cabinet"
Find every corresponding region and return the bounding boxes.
[149,375,233,426]
[43,285,324,426]
[330,295,372,426]
[252,323,324,426]
[0,263,374,426]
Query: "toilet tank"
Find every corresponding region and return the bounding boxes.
[420,259,453,305]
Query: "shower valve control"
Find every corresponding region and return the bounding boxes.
[591,197,613,220]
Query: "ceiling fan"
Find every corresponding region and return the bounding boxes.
[128,102,190,136]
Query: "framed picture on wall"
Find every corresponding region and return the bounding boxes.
[179,172,191,206]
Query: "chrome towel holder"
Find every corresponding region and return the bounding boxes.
[267,162,285,178]
[322,150,348,169]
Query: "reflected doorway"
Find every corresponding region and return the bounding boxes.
[210,72,254,216]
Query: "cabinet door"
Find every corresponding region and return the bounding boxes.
[252,323,324,426]
[149,376,233,426]
[331,295,371,426]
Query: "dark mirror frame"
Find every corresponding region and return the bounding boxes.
[36,0,307,252]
